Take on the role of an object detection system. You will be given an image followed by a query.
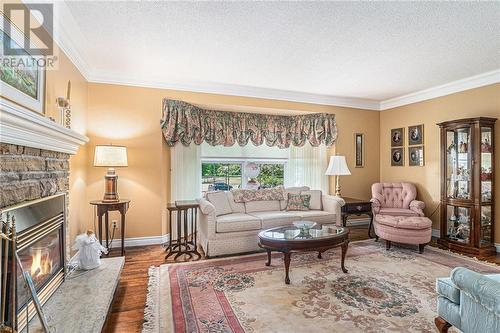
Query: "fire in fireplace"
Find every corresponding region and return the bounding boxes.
[1,193,66,332]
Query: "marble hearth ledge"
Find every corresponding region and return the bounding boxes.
[23,257,125,333]
[0,98,89,154]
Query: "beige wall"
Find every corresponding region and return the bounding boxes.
[45,48,89,250]
[86,83,380,238]
[0,2,90,251]
[380,83,500,244]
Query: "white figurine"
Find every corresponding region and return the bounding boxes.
[73,230,108,270]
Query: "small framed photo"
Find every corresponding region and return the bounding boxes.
[408,124,424,145]
[391,148,404,166]
[409,145,425,166]
[354,133,364,168]
[391,128,404,147]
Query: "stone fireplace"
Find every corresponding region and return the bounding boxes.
[0,98,89,332]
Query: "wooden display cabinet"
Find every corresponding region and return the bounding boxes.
[437,117,496,256]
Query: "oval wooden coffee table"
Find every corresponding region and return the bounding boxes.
[258,224,349,284]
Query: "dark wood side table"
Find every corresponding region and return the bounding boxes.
[341,197,374,238]
[90,199,130,256]
[165,200,201,261]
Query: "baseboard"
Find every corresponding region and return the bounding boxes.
[495,243,500,253]
[106,233,170,248]
[345,217,370,226]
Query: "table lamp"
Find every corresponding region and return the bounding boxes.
[94,145,128,202]
[325,155,351,196]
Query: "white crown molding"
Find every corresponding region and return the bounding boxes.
[88,70,500,112]
[51,1,92,80]
[88,74,382,110]
[380,69,500,110]
[22,0,92,80]
[0,98,89,154]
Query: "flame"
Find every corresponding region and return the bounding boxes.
[30,248,53,279]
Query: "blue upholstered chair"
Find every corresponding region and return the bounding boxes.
[435,267,500,333]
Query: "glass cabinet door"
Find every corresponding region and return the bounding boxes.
[480,126,494,247]
[480,205,492,246]
[446,128,471,200]
[446,205,471,244]
[480,126,493,203]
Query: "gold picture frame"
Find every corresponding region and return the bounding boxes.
[354,133,365,168]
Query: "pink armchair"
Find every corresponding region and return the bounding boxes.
[371,182,432,253]
[370,182,425,217]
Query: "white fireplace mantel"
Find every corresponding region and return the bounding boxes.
[0,98,89,154]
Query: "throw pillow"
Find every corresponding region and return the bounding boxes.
[280,186,310,210]
[206,191,232,216]
[231,185,285,203]
[301,190,322,210]
[286,193,311,211]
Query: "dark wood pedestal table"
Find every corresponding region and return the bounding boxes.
[258,225,349,284]
[165,200,201,261]
[90,199,130,256]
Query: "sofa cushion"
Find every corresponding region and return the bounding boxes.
[206,191,232,216]
[280,186,310,210]
[379,208,420,217]
[231,186,285,203]
[301,190,322,210]
[226,191,245,213]
[216,213,261,233]
[436,277,460,304]
[375,215,432,230]
[245,200,281,213]
[286,194,311,211]
[249,211,301,229]
[293,210,335,225]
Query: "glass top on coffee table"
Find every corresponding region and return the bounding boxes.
[259,224,347,242]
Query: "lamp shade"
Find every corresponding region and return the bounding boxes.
[325,156,351,176]
[94,145,128,167]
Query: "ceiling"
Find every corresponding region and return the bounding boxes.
[53,1,500,110]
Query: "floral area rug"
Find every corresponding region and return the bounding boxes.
[142,240,499,333]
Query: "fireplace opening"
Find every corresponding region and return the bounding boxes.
[17,229,63,310]
[1,193,66,332]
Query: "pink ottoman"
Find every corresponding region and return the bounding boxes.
[373,215,432,253]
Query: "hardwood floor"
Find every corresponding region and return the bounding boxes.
[102,225,499,333]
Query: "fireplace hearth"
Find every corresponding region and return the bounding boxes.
[1,193,66,332]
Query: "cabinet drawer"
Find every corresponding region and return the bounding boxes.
[343,202,371,214]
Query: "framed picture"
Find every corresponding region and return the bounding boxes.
[408,124,424,145]
[354,133,364,168]
[391,148,404,166]
[408,145,425,166]
[391,128,404,147]
[0,18,45,114]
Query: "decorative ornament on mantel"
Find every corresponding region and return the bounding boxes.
[56,80,72,129]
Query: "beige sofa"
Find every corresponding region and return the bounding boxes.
[197,186,345,257]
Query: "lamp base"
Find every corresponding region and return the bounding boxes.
[335,175,342,197]
[103,168,120,202]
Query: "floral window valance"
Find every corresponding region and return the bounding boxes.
[161,99,338,148]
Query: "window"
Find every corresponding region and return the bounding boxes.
[201,161,285,194]
[257,163,285,188]
[202,162,242,192]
